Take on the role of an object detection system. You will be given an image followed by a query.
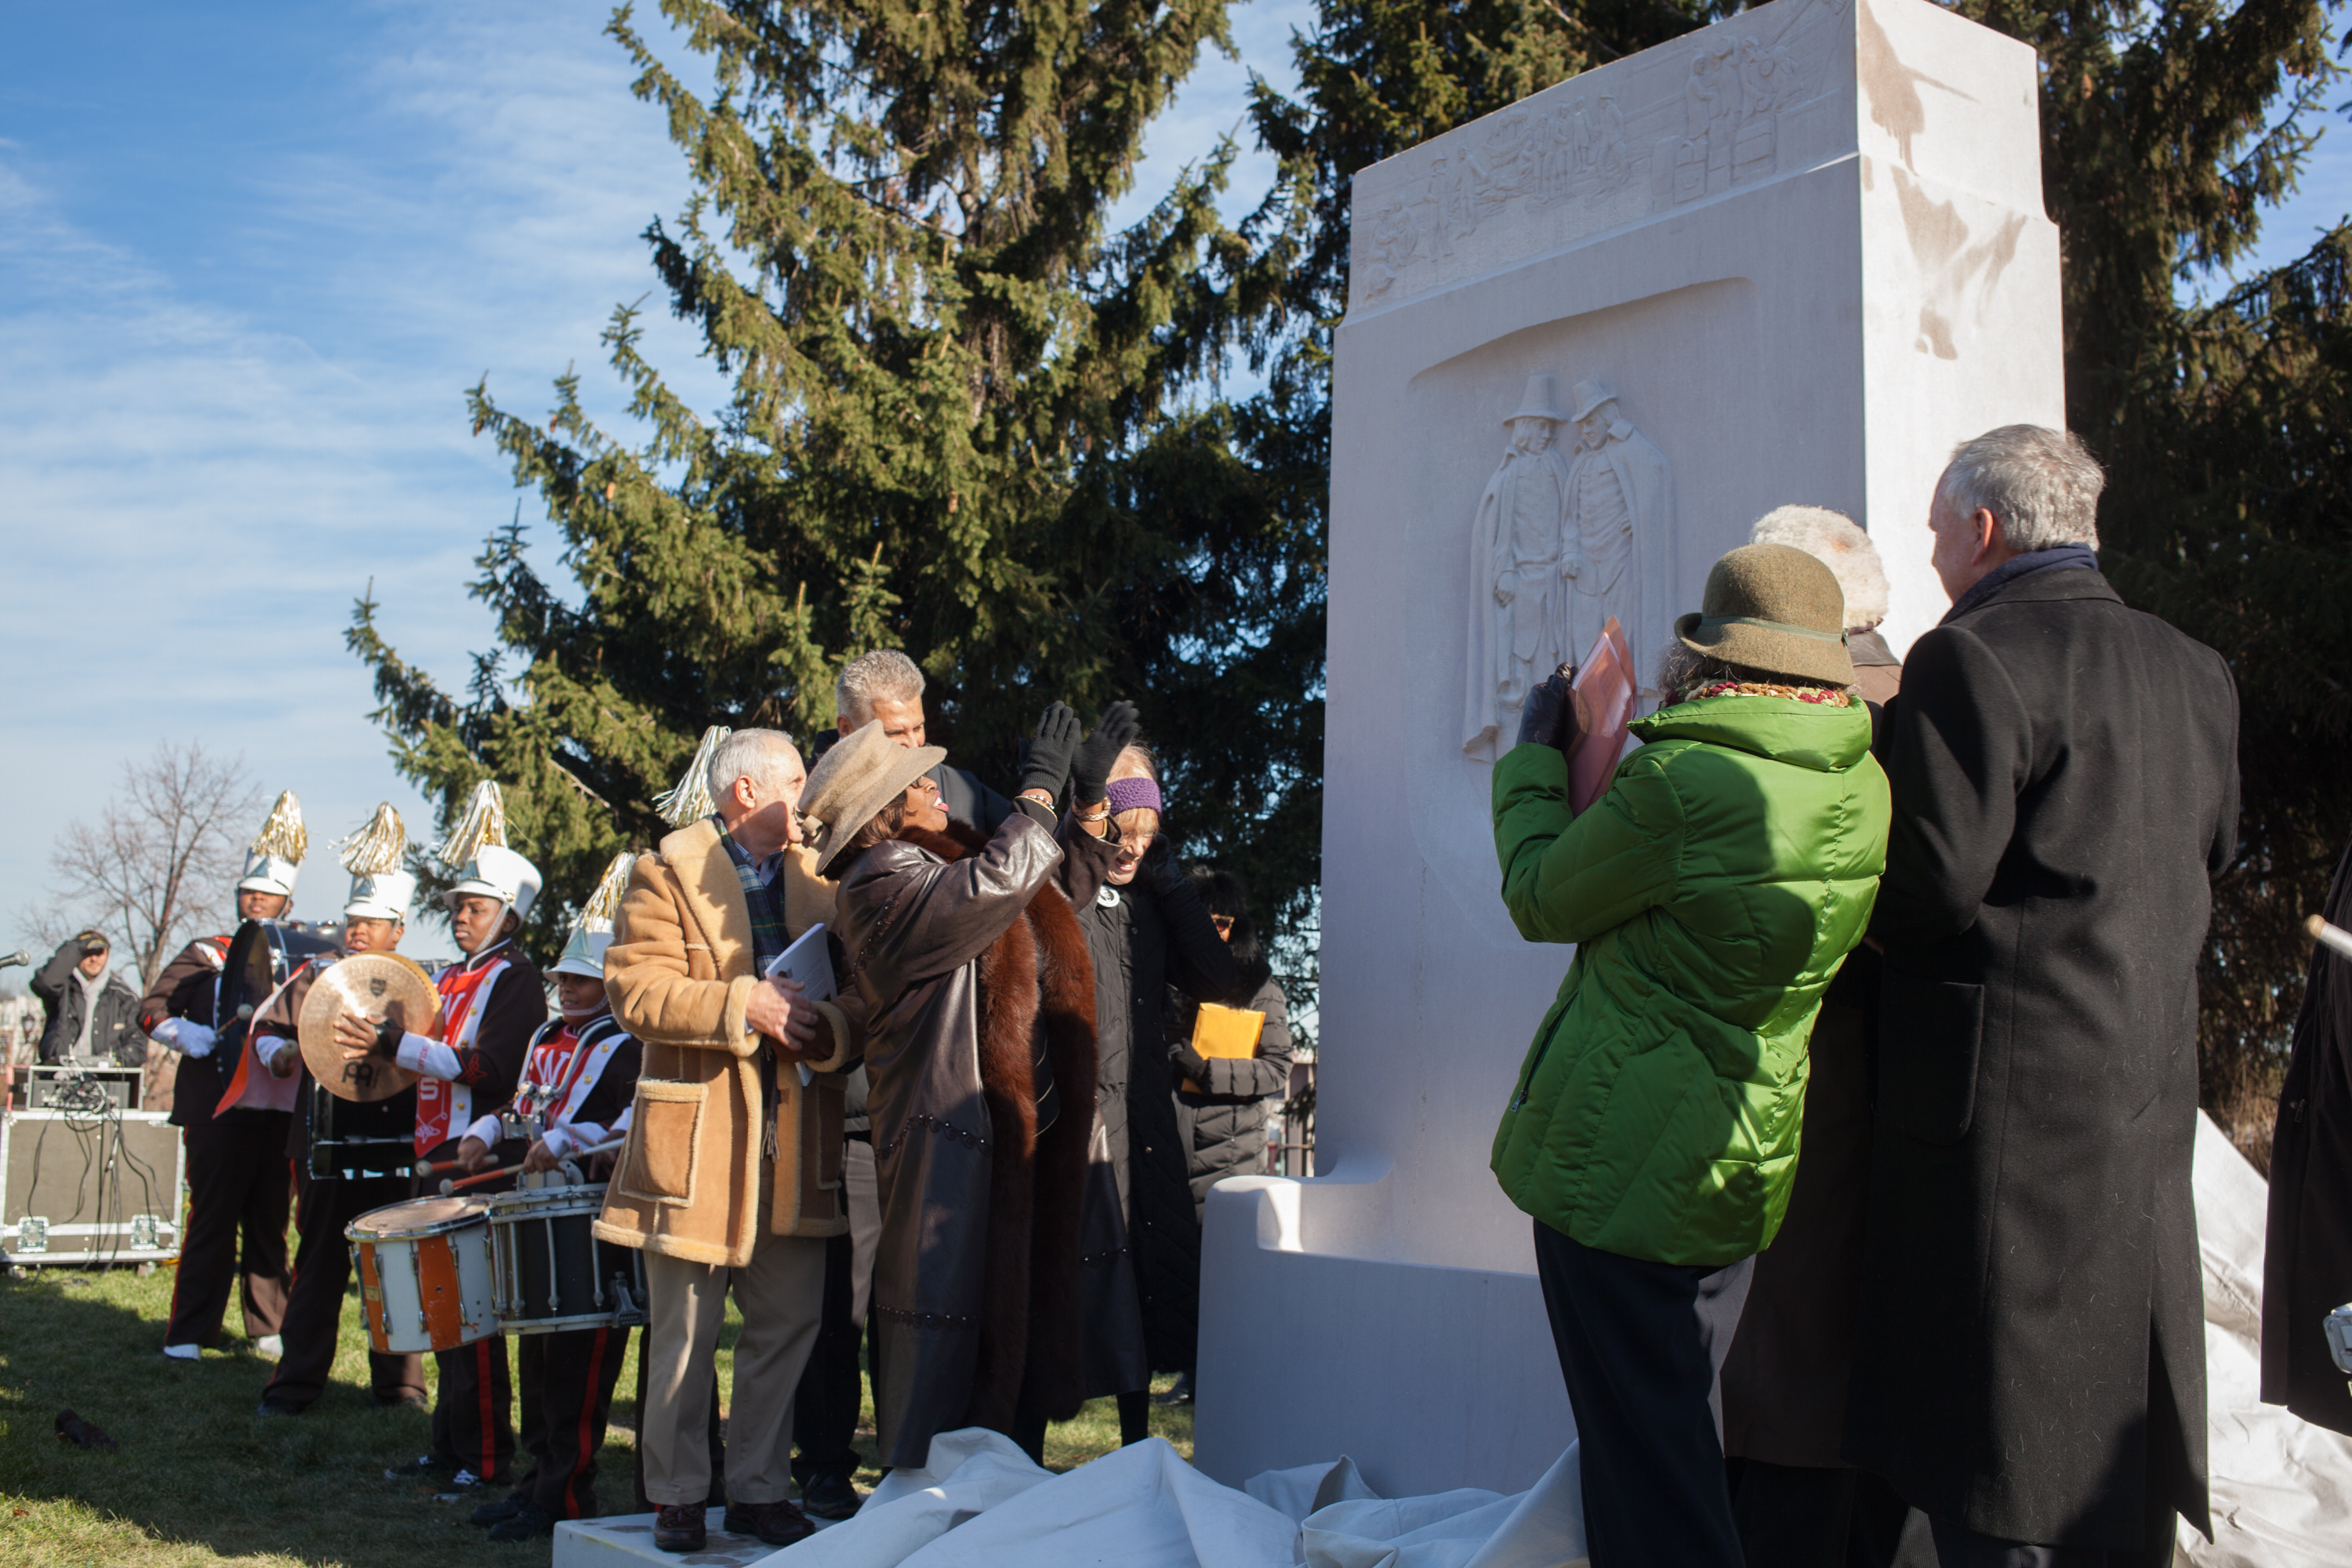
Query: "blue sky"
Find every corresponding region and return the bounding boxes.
[1,0,2343,967]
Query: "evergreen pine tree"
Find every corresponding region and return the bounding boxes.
[351,0,1283,954]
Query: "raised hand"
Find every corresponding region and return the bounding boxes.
[1020,702,1083,803]
[1069,701,1142,806]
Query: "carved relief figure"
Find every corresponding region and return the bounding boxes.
[1562,379,1675,688]
[1360,197,1421,301]
[1462,375,1577,760]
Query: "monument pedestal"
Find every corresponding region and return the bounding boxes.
[1194,0,2061,1497]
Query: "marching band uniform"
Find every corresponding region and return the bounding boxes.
[466,856,643,1540]
[376,784,548,1485]
[253,806,428,1415]
[140,792,305,1359]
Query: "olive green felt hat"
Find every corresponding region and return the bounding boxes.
[1673,542,1855,687]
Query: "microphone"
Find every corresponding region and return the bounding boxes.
[0,950,31,968]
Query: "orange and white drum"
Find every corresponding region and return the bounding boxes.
[346,1196,497,1354]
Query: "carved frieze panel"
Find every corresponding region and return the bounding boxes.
[1350,0,1853,313]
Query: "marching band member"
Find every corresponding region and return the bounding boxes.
[459,854,644,1541]
[335,780,548,1487]
[250,804,428,1416]
[140,791,305,1363]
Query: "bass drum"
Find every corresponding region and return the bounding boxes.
[488,1181,648,1335]
[347,1196,498,1353]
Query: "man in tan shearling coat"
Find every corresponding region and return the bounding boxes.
[596,730,860,1553]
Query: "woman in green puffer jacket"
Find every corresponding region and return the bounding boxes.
[1490,542,1889,1568]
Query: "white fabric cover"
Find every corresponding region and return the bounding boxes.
[753,1115,2349,1568]
[2181,1112,2352,1566]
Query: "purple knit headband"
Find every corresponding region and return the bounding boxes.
[1105,776,1163,815]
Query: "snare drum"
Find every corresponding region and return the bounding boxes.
[488,1181,647,1335]
[347,1196,499,1353]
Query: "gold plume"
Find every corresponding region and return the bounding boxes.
[434,780,507,868]
[249,791,307,863]
[577,851,637,931]
[336,804,408,877]
[654,726,733,828]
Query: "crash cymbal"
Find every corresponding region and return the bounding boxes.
[298,952,436,1103]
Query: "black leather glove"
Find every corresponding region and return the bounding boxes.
[1020,702,1081,800]
[1069,701,1142,806]
[1515,663,1578,751]
[1145,837,1185,898]
[1173,1040,1211,1083]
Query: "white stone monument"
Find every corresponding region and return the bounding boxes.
[1194,0,2063,1496]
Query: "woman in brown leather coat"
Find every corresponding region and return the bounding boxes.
[813,708,1129,1468]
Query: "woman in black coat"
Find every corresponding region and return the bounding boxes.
[2262,837,2352,1438]
[1056,746,1237,1445]
[1169,869,1295,1221]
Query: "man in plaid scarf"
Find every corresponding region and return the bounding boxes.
[600,728,862,1554]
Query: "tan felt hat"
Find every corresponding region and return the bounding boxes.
[1673,542,1855,687]
[800,720,946,874]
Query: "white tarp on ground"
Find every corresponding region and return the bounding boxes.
[755,1112,2347,1568]
[2181,1111,2352,1566]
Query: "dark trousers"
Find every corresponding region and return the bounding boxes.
[432,1335,515,1481]
[1532,1220,1754,1568]
[1929,1512,2174,1568]
[263,1170,425,1409]
[165,1108,293,1348]
[791,1227,867,1482]
[1729,1458,1923,1568]
[514,1327,630,1519]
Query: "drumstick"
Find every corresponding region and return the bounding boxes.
[435,1136,632,1194]
[2308,914,2352,962]
[412,1157,467,1178]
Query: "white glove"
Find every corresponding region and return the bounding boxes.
[256,1036,294,1069]
[152,1018,218,1058]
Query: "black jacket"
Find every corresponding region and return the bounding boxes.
[1059,830,1238,1375]
[1847,567,2238,1548]
[1171,971,1294,1221]
[32,942,146,1065]
[2262,837,2352,1436]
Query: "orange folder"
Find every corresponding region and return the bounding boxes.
[1181,1002,1265,1093]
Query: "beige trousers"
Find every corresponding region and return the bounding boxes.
[641,1174,827,1506]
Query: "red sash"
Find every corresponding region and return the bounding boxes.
[414,954,507,1154]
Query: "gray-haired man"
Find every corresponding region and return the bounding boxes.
[833,650,1013,832]
[1847,426,2240,1567]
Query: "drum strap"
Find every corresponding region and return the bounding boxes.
[416,954,510,1153]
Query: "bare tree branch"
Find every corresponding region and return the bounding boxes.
[43,742,258,990]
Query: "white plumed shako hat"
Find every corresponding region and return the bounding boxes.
[551,851,635,979]
[238,791,307,898]
[435,780,542,924]
[338,803,416,923]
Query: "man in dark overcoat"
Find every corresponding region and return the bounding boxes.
[2261,837,2352,1436]
[1847,425,2240,1567]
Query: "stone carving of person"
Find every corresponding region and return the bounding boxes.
[1562,379,1675,693]
[1462,374,1577,760]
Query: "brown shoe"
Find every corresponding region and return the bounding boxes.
[724,1497,816,1547]
[653,1503,706,1553]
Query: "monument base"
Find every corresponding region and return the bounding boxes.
[1191,1167,1575,1497]
[552,1512,840,1568]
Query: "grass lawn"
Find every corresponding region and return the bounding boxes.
[0,1261,1192,1566]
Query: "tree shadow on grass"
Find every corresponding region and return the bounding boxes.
[0,1265,636,1566]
